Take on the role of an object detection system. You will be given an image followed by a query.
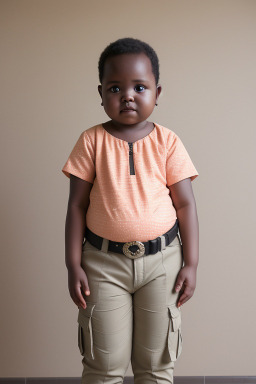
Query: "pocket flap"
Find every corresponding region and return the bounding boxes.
[77,303,96,323]
[77,303,96,325]
[168,305,181,332]
[168,327,182,361]
[77,303,96,360]
[167,305,182,361]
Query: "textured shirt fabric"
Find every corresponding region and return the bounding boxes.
[62,122,199,242]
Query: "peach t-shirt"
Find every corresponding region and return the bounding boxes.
[62,122,199,242]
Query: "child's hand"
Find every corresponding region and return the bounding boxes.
[67,265,90,309]
[174,265,197,307]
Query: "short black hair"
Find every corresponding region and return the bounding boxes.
[98,37,160,85]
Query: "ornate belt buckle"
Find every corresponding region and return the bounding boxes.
[122,241,145,259]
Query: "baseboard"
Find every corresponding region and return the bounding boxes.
[0,377,256,384]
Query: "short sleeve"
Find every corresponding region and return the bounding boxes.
[62,131,95,184]
[166,133,199,187]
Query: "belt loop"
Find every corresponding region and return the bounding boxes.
[159,235,166,251]
[101,238,109,253]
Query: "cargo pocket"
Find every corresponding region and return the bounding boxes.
[77,303,96,360]
[167,304,183,361]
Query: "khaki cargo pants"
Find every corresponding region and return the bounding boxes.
[78,233,184,384]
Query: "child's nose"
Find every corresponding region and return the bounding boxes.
[121,92,134,103]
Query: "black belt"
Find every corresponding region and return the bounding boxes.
[84,219,179,259]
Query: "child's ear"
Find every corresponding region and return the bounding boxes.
[98,85,102,98]
[156,84,162,102]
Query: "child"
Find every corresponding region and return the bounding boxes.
[62,37,199,384]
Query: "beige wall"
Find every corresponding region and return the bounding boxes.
[0,0,255,377]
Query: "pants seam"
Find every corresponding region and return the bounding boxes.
[161,249,168,307]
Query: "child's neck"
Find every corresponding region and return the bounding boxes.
[103,120,154,142]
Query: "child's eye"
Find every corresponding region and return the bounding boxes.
[135,84,145,92]
[110,86,120,93]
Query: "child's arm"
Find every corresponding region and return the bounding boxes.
[169,177,199,307]
[65,174,93,309]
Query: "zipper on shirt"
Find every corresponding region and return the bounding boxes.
[128,142,135,175]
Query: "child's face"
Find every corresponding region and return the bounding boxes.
[98,53,161,127]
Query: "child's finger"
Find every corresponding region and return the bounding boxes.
[178,297,189,307]
[81,278,90,296]
[175,279,184,292]
[75,284,87,309]
[177,291,190,307]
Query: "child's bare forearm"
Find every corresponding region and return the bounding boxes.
[176,203,199,268]
[65,204,87,271]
